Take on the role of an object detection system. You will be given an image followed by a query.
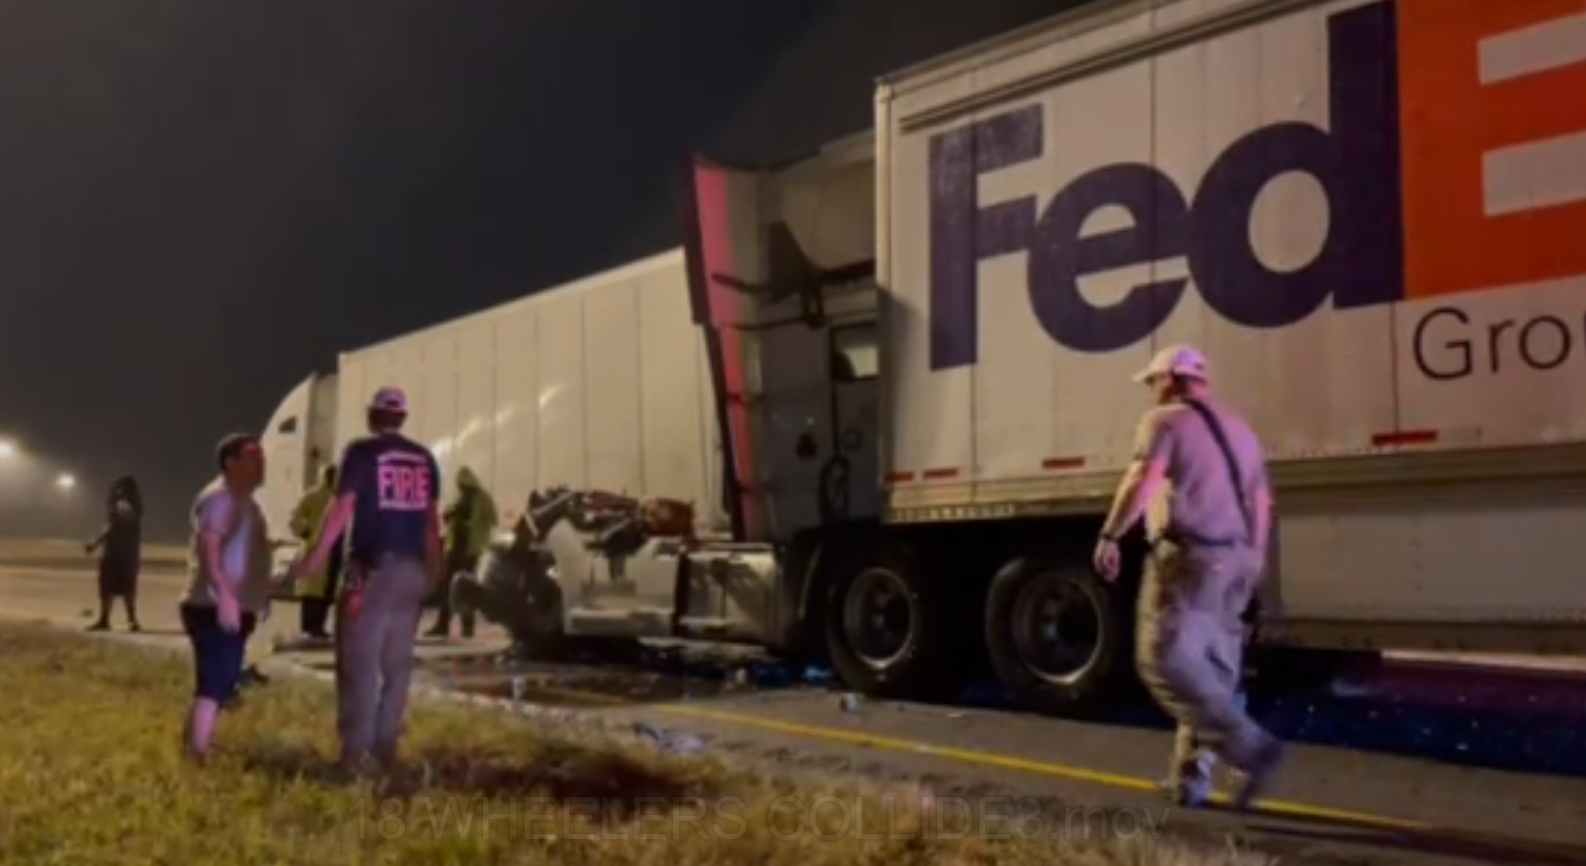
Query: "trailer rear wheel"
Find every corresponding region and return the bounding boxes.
[824,545,956,700]
[984,557,1126,714]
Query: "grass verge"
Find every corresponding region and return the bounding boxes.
[0,623,1270,865]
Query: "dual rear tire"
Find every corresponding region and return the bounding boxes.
[823,544,963,699]
[822,544,1130,712]
[984,557,1131,714]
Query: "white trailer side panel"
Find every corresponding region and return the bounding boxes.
[334,250,725,532]
[879,0,1586,497]
[536,294,589,490]
[491,307,538,503]
[454,319,498,489]
[877,0,1586,645]
[258,372,338,541]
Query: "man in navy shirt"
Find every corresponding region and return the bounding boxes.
[295,386,442,775]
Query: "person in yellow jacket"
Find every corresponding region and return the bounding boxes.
[423,466,497,639]
[291,464,343,641]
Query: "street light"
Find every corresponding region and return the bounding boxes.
[56,473,75,491]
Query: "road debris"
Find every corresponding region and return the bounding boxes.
[633,721,705,755]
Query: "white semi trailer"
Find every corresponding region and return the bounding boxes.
[259,248,730,558]
[262,0,1586,712]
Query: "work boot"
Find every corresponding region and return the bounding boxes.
[1230,738,1285,811]
[1162,752,1216,808]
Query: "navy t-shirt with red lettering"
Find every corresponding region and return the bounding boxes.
[337,433,440,565]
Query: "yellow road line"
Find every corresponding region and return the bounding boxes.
[522,683,1586,862]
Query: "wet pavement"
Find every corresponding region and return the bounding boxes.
[341,639,1586,780]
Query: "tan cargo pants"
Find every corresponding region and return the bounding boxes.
[1135,539,1275,792]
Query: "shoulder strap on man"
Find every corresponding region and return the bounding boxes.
[1180,398,1255,543]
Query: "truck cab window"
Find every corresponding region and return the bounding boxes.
[831,324,878,383]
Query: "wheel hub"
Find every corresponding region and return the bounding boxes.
[1012,576,1103,686]
[842,567,917,669]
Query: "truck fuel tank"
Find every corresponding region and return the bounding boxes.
[677,544,782,644]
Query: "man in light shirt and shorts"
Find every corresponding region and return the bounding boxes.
[178,433,271,761]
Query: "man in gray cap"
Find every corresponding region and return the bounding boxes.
[295,386,442,776]
[1091,344,1284,810]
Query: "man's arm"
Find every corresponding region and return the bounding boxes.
[303,446,362,573]
[1250,463,1275,575]
[424,455,444,585]
[198,495,237,596]
[425,506,444,585]
[306,495,355,572]
[1099,412,1174,541]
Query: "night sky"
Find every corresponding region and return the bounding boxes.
[0,0,1073,541]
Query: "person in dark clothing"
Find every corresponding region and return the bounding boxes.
[85,475,143,632]
[294,386,442,775]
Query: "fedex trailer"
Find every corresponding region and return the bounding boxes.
[685,0,1586,709]
[265,0,1586,713]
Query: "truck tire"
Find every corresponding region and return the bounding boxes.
[824,544,958,700]
[984,556,1128,715]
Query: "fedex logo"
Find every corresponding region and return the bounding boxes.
[928,0,1586,369]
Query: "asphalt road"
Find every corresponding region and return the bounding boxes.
[3,563,1585,866]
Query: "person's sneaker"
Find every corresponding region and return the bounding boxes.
[85,621,109,632]
[1230,739,1286,812]
[241,666,270,687]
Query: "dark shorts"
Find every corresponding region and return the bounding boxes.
[179,603,259,702]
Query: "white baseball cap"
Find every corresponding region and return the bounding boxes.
[368,386,409,414]
[1132,344,1209,384]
